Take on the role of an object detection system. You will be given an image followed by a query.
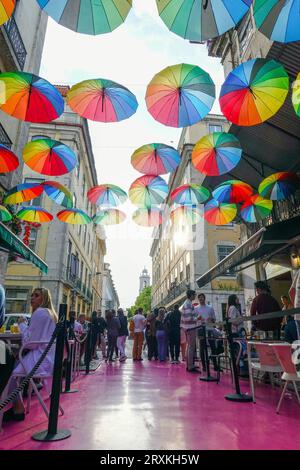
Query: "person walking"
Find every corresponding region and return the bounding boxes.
[180,290,200,373]
[96,310,107,359]
[105,310,121,363]
[167,305,181,363]
[117,308,128,361]
[155,308,168,362]
[145,312,158,360]
[132,308,146,361]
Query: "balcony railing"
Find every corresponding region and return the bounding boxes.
[0,124,12,149]
[159,280,190,307]
[245,197,300,238]
[4,16,27,70]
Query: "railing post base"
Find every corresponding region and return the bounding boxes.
[32,429,71,442]
[225,393,253,402]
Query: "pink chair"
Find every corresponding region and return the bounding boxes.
[247,341,283,403]
[270,343,300,414]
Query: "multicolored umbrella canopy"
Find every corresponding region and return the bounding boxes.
[240,194,273,223]
[43,181,74,208]
[57,208,91,225]
[16,206,53,223]
[204,199,237,225]
[36,0,132,35]
[171,184,210,205]
[87,184,127,207]
[132,208,163,227]
[0,144,19,173]
[93,209,126,225]
[0,72,64,123]
[129,175,168,208]
[292,72,300,117]
[67,79,138,123]
[212,180,253,203]
[131,143,181,175]
[4,183,44,205]
[258,172,300,200]
[0,0,15,26]
[0,205,12,222]
[219,59,289,126]
[254,0,300,43]
[192,132,242,176]
[146,63,215,128]
[23,139,77,176]
[156,0,252,42]
[171,205,203,226]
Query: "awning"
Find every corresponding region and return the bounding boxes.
[197,215,300,288]
[0,222,48,274]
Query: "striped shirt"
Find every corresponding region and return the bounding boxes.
[180,299,198,330]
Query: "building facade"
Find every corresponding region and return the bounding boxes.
[5,86,107,316]
[150,115,245,321]
[204,5,300,311]
[0,0,48,282]
[139,267,150,293]
[102,263,119,311]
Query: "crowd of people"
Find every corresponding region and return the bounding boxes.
[1,279,300,424]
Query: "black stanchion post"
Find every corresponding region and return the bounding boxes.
[32,304,71,441]
[63,339,78,394]
[224,318,252,403]
[199,325,217,383]
[85,323,95,375]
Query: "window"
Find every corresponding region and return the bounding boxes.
[87,234,90,254]
[28,227,37,251]
[83,225,87,246]
[186,264,190,281]
[5,288,29,313]
[80,261,84,281]
[82,175,86,197]
[31,135,51,141]
[209,124,222,133]
[67,240,72,271]
[238,16,253,56]
[217,245,236,276]
[70,253,79,279]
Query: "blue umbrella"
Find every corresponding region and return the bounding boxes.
[254,0,300,43]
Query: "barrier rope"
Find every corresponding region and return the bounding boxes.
[0,320,64,411]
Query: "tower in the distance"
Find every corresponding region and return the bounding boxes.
[139,267,150,293]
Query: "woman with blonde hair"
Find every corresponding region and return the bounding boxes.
[2,287,58,422]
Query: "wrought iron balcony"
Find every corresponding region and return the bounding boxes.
[0,124,12,148]
[4,16,27,70]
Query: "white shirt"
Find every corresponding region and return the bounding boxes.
[194,304,216,330]
[132,314,145,333]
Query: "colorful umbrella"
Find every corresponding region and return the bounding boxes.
[146,63,215,128]
[36,0,132,35]
[240,194,273,223]
[171,205,203,225]
[43,181,74,208]
[171,184,210,205]
[219,59,289,126]
[258,172,300,200]
[0,0,15,26]
[0,71,64,123]
[87,184,127,207]
[204,199,237,225]
[93,209,126,225]
[212,180,253,203]
[132,208,163,227]
[292,72,300,117]
[254,0,300,43]
[23,139,77,176]
[0,205,12,222]
[4,183,44,205]
[16,206,53,223]
[131,143,180,175]
[0,144,19,173]
[192,132,242,176]
[129,175,168,208]
[67,78,138,123]
[57,208,91,225]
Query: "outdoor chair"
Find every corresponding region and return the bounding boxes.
[270,343,300,414]
[10,341,64,419]
[247,341,283,403]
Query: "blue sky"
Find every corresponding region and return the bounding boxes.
[40,0,224,307]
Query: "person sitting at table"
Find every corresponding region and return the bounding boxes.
[2,287,58,422]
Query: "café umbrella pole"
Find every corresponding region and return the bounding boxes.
[32,304,71,441]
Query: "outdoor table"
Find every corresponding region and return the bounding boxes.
[0,332,22,352]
